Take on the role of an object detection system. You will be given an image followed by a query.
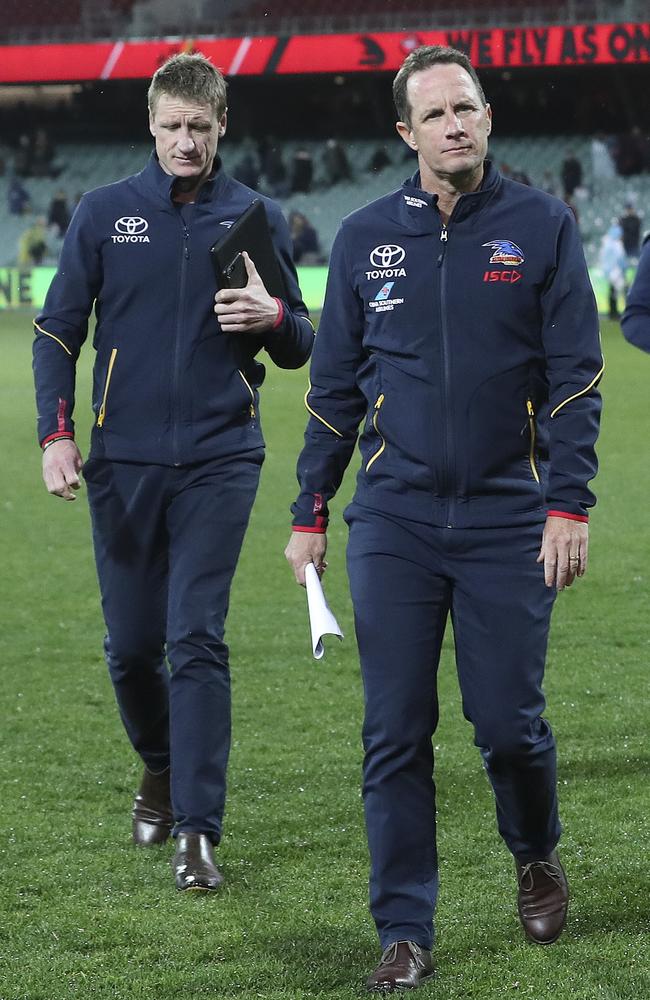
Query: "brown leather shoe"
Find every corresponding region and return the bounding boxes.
[366,940,434,992]
[516,849,568,944]
[132,766,173,846]
[172,833,224,892]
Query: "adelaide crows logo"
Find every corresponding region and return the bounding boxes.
[482,240,525,266]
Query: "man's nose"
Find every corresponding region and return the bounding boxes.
[177,130,196,151]
[445,111,464,134]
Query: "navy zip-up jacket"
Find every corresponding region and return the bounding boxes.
[621,233,650,352]
[292,161,603,531]
[33,154,313,464]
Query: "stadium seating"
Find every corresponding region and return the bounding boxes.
[2,0,647,42]
[130,0,650,39]
[1,136,648,269]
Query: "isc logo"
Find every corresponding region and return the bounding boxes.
[483,270,522,283]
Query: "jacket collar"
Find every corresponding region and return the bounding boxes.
[400,159,501,226]
[139,152,230,205]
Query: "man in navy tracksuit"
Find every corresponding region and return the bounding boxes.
[622,232,650,351]
[33,54,313,892]
[286,47,602,990]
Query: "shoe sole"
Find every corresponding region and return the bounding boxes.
[366,971,435,992]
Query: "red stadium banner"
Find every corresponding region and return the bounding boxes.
[0,23,648,83]
[277,23,650,72]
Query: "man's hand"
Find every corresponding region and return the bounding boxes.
[285,531,328,587]
[214,251,280,334]
[537,515,589,590]
[42,439,84,501]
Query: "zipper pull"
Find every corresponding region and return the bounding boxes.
[440,226,448,242]
[183,226,190,260]
[527,399,534,417]
[375,393,385,409]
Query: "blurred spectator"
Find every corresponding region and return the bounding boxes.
[323,138,351,186]
[14,133,32,177]
[18,216,48,267]
[32,127,61,179]
[290,147,314,194]
[8,175,31,215]
[47,189,71,237]
[591,133,616,185]
[232,152,260,190]
[560,151,583,199]
[615,128,645,177]
[599,223,628,320]
[289,210,322,265]
[619,203,642,261]
[259,139,288,198]
[367,145,391,173]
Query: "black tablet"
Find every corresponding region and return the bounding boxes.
[209,199,287,298]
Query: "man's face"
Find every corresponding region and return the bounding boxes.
[149,92,226,186]
[396,63,491,188]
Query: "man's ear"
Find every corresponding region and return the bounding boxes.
[485,103,492,136]
[218,111,228,138]
[396,120,417,151]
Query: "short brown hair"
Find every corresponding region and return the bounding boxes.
[148,53,227,118]
[393,45,487,127]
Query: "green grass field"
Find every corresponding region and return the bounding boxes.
[0,311,648,999]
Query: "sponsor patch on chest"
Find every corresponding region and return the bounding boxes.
[111,216,150,244]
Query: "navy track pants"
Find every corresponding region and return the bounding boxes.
[345,504,560,951]
[84,452,263,843]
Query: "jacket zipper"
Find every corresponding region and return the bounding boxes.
[97,348,118,427]
[171,220,191,464]
[437,222,455,526]
[238,369,256,418]
[526,399,540,483]
[365,393,385,471]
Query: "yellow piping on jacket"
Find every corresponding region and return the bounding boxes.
[550,361,605,419]
[238,369,256,418]
[304,382,343,438]
[97,348,118,427]
[365,394,386,471]
[526,399,540,484]
[33,321,72,357]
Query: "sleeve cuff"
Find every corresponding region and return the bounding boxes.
[271,298,285,330]
[547,510,589,523]
[41,432,75,450]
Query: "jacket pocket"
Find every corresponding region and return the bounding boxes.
[97,348,118,428]
[365,393,386,471]
[526,398,540,483]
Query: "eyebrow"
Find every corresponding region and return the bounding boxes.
[419,98,479,119]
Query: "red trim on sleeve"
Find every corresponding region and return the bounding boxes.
[292,525,327,534]
[271,298,284,329]
[57,397,68,433]
[41,431,75,449]
[547,510,589,523]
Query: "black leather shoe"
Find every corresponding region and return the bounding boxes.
[366,940,434,992]
[132,766,173,846]
[172,833,224,892]
[516,849,568,944]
